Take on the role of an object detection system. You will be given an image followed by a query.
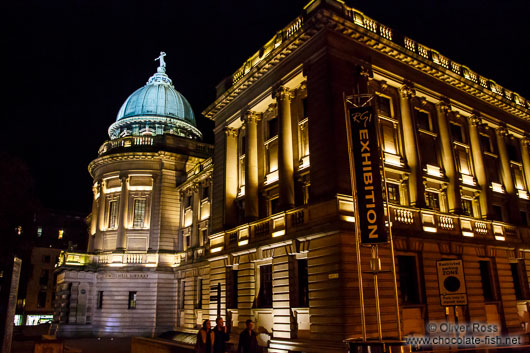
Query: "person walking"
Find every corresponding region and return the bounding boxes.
[237,319,258,353]
[213,317,230,353]
[195,319,215,353]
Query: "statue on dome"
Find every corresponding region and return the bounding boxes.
[155,52,167,73]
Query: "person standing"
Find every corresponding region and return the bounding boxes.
[195,319,215,353]
[213,317,230,353]
[238,319,258,353]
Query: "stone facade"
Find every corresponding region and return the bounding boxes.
[55,0,530,351]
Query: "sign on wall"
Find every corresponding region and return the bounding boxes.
[347,106,387,244]
[436,259,468,306]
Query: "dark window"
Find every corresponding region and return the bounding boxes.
[39,270,49,286]
[511,263,525,300]
[521,211,528,227]
[297,259,309,307]
[387,183,400,204]
[197,279,203,309]
[240,135,247,155]
[479,261,496,302]
[267,118,278,140]
[97,291,103,309]
[201,186,210,200]
[37,291,47,308]
[415,110,431,131]
[450,122,464,143]
[43,255,51,263]
[493,205,504,222]
[302,98,308,118]
[484,156,500,183]
[507,142,520,162]
[462,199,473,217]
[397,256,421,305]
[425,192,440,211]
[418,134,438,166]
[377,96,392,117]
[480,134,493,153]
[257,265,273,308]
[226,268,238,309]
[128,291,137,309]
[185,195,192,208]
[180,281,186,309]
[270,197,280,215]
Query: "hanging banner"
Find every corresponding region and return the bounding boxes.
[347,106,387,243]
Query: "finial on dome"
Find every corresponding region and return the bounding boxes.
[155,51,167,73]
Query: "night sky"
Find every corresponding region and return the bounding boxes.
[3,0,529,215]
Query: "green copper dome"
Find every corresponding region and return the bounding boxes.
[108,53,202,140]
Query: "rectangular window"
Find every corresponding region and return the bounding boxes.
[386,183,400,204]
[377,96,392,117]
[128,291,137,309]
[267,118,279,140]
[511,263,525,300]
[297,259,309,307]
[180,281,186,309]
[462,199,473,217]
[415,110,432,131]
[381,120,398,155]
[479,261,496,302]
[37,291,47,308]
[269,197,280,215]
[512,164,526,191]
[425,191,440,211]
[456,147,471,175]
[201,186,210,200]
[397,256,421,305]
[108,200,118,229]
[492,205,504,222]
[419,134,438,167]
[266,139,278,174]
[97,291,103,309]
[507,141,520,162]
[521,211,528,227]
[450,122,464,143]
[133,199,146,228]
[480,134,493,154]
[257,265,273,308]
[185,195,192,208]
[298,118,309,159]
[226,268,238,309]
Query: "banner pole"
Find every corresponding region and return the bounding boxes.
[344,92,367,342]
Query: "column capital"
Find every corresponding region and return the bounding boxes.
[224,127,238,138]
[272,85,294,101]
[243,110,261,125]
[496,125,509,137]
[119,173,128,182]
[469,114,482,127]
[399,83,415,99]
[436,99,451,113]
[521,135,530,146]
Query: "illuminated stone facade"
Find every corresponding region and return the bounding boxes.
[56,0,530,351]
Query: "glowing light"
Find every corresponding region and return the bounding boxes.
[423,226,437,233]
[129,185,152,191]
[264,170,279,185]
[491,182,504,193]
[518,190,529,200]
[426,164,441,177]
[16,226,22,235]
[341,215,356,223]
[105,187,122,194]
[272,230,285,238]
[384,153,402,167]
[462,231,474,237]
[238,239,249,246]
[211,247,223,253]
[495,235,505,241]
[58,229,64,239]
[461,174,475,186]
[108,263,125,267]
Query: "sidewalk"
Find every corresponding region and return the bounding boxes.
[11,337,131,353]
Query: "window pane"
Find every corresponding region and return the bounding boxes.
[267,118,278,140]
[425,192,440,210]
[267,140,278,173]
[397,256,420,305]
[479,261,495,302]
[450,122,464,143]
[480,134,493,153]
[108,200,118,228]
[258,265,273,308]
[97,291,103,309]
[133,199,146,228]
[457,147,471,175]
[419,134,438,166]
[381,121,397,154]
[128,291,137,309]
[377,96,392,117]
[297,259,309,307]
[415,110,431,131]
[387,183,400,204]
[462,199,473,217]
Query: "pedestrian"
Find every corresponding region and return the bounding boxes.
[213,317,230,353]
[237,319,258,353]
[195,319,215,353]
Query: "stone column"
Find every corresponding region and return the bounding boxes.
[191,183,200,247]
[496,126,515,195]
[148,174,161,251]
[225,127,238,226]
[496,126,520,223]
[88,182,99,252]
[521,136,530,193]
[436,102,461,213]
[399,83,424,207]
[274,86,295,210]
[115,174,129,251]
[244,111,260,220]
[97,180,106,232]
[468,115,489,218]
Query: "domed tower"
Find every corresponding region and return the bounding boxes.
[55,54,213,337]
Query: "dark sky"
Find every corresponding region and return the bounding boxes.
[3,0,529,214]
